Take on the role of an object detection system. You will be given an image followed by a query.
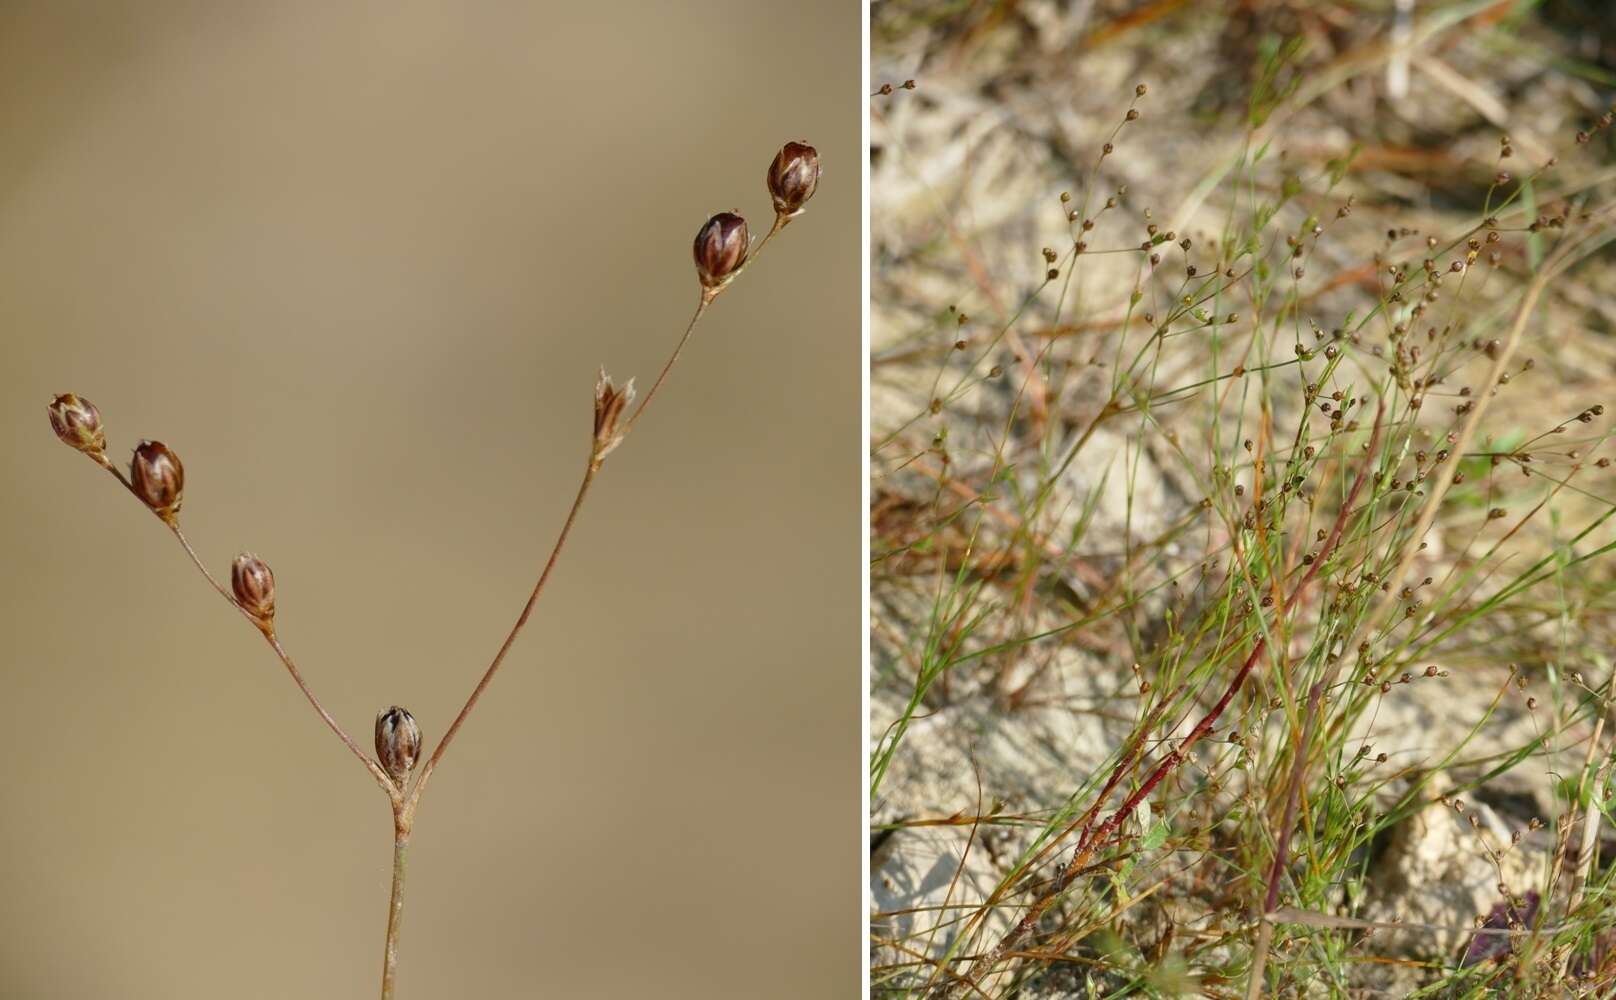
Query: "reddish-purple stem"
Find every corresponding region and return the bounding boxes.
[1262,679,1325,914]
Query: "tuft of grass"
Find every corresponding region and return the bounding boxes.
[871,6,1616,997]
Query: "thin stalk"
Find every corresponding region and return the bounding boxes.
[749,213,787,265]
[1561,714,1609,979]
[619,214,783,441]
[620,297,707,441]
[406,458,598,811]
[380,814,410,1000]
[103,463,396,795]
[1246,679,1326,999]
[261,629,394,791]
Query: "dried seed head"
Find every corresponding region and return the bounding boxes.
[375,707,421,786]
[130,440,184,522]
[693,212,749,294]
[767,141,820,220]
[230,553,276,626]
[592,368,636,462]
[48,393,109,462]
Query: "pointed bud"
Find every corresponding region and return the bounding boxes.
[767,141,820,220]
[48,393,109,464]
[130,440,184,522]
[231,553,276,627]
[592,368,636,462]
[375,707,421,786]
[693,212,748,293]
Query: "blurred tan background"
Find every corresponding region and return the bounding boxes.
[0,3,858,997]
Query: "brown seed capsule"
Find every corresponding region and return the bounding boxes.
[375,707,421,786]
[767,141,820,220]
[231,553,276,626]
[130,440,184,522]
[592,368,636,462]
[48,393,109,462]
[693,212,749,293]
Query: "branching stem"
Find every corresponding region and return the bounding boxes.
[405,211,788,817]
[85,201,798,1000]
